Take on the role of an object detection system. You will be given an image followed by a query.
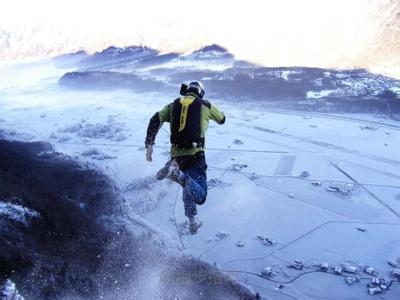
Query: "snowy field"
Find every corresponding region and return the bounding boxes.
[1,61,400,299]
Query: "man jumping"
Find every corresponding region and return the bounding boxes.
[145,81,226,234]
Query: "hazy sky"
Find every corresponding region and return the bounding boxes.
[0,0,397,70]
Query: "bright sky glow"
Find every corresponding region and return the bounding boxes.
[0,0,398,71]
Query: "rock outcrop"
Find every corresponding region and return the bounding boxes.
[0,139,256,299]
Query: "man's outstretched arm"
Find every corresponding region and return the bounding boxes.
[145,105,170,161]
[209,103,226,125]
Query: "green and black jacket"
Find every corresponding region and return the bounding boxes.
[145,94,226,158]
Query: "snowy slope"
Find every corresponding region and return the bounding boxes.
[1,60,400,299]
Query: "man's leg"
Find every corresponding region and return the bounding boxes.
[182,186,197,219]
[183,167,207,206]
[182,181,202,234]
[181,162,207,234]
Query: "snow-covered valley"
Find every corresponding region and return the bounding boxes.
[1,51,400,299]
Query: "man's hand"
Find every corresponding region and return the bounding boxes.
[145,145,153,162]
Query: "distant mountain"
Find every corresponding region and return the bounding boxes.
[79,45,159,69]
[354,1,400,79]
[59,54,400,114]
[73,44,235,71]
[185,44,234,60]
[51,44,237,76]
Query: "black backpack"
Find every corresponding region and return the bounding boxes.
[170,96,205,149]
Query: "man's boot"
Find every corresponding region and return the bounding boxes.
[156,160,173,180]
[156,160,186,186]
[166,160,186,186]
[188,216,203,234]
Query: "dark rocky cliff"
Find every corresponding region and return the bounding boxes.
[0,139,256,299]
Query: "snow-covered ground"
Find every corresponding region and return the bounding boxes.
[1,62,400,299]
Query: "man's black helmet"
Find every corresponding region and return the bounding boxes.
[186,81,205,98]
